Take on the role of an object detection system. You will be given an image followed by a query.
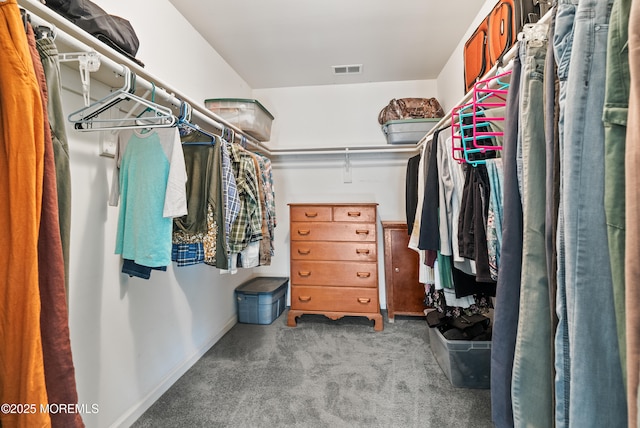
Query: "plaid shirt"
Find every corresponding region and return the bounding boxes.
[228,143,262,253]
[256,155,276,255]
[221,139,240,242]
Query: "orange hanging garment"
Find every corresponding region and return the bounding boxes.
[0,1,50,427]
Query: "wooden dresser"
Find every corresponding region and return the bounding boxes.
[287,203,383,331]
[382,222,426,322]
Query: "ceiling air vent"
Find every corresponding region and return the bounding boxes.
[332,64,362,75]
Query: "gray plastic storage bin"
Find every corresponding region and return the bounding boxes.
[428,326,491,389]
[382,118,440,144]
[235,277,288,325]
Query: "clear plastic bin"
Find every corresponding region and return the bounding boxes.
[205,98,274,142]
[428,326,491,389]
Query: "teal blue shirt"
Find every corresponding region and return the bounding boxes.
[110,128,187,267]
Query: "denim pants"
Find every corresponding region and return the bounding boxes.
[37,36,72,297]
[626,0,640,424]
[544,6,560,355]
[603,0,631,393]
[511,34,553,428]
[491,45,523,428]
[560,0,627,425]
[552,1,577,425]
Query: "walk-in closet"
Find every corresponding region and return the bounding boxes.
[1,0,636,426]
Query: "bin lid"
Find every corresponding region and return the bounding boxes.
[203,98,274,120]
[235,277,289,294]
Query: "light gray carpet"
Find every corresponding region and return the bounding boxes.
[132,311,493,428]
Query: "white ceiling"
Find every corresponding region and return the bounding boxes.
[169,0,485,89]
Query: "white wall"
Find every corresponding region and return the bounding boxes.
[254,80,438,148]
[252,80,439,306]
[254,153,414,308]
[99,0,252,103]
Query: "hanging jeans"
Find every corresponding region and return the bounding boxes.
[544,5,560,364]
[491,45,523,428]
[626,0,640,424]
[553,1,577,425]
[0,1,50,427]
[603,0,631,397]
[511,34,554,428]
[37,35,72,298]
[560,0,627,425]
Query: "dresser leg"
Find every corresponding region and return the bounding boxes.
[287,310,300,327]
[372,314,384,331]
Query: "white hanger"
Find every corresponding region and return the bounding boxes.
[67,65,176,132]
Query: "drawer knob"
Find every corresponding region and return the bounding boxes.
[355,229,370,235]
[298,271,312,277]
[297,229,311,236]
[356,248,370,255]
[348,211,361,217]
[305,212,318,218]
[357,272,371,278]
[297,249,311,255]
[298,296,312,302]
[357,297,371,304]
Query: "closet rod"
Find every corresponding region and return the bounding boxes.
[268,145,418,156]
[18,0,269,154]
[418,6,555,147]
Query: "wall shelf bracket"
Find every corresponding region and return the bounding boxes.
[58,51,101,106]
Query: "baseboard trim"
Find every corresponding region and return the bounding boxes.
[111,314,238,428]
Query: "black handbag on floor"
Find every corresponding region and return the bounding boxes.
[45,0,143,65]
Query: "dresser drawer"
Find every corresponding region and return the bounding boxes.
[291,241,377,262]
[291,285,379,313]
[333,205,376,223]
[290,222,376,242]
[291,260,377,287]
[290,205,332,222]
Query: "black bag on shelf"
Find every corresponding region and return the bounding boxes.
[44,0,143,66]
